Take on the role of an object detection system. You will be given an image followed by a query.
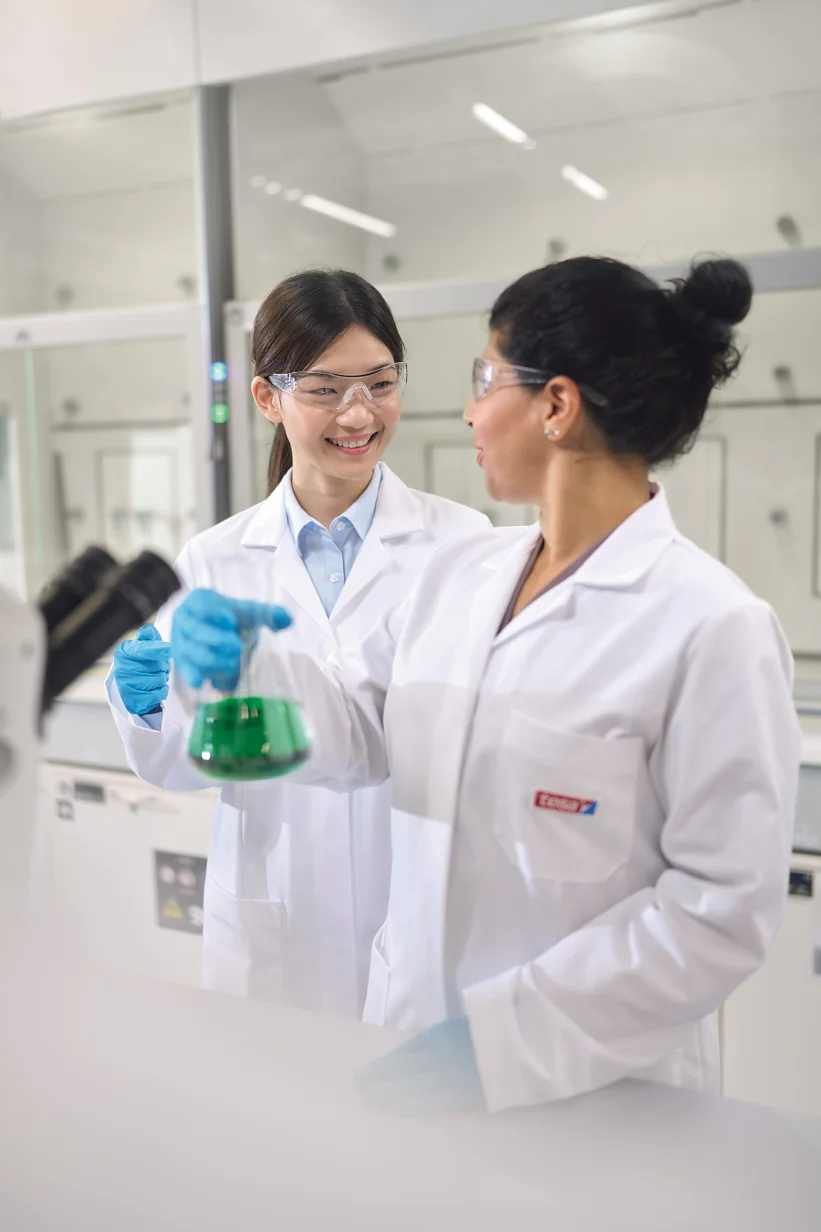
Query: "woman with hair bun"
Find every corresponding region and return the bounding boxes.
[170,256,801,1115]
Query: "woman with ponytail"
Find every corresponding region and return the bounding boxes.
[107,269,489,1015]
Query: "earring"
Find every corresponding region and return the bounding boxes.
[545,427,559,439]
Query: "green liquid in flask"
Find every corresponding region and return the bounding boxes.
[188,696,311,781]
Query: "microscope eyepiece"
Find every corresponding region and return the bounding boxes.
[37,545,118,634]
[42,550,180,713]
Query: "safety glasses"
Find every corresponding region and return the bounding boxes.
[471,358,608,407]
[267,362,408,412]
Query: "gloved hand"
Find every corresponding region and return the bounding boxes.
[170,588,292,691]
[112,624,172,715]
[354,1017,486,1117]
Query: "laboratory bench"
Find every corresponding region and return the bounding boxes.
[0,935,819,1232]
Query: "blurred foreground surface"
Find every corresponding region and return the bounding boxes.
[0,915,820,1232]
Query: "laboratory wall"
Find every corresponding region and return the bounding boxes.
[0,95,200,597]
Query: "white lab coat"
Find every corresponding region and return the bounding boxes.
[268,490,801,1111]
[107,466,489,1016]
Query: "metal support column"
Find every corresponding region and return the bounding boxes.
[194,86,235,525]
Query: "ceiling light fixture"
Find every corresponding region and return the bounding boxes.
[561,165,609,200]
[300,194,397,238]
[472,102,535,148]
[249,175,266,189]
[284,188,304,202]
[264,181,283,196]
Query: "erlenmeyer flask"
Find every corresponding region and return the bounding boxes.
[187,629,311,781]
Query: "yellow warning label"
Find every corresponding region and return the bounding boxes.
[162,899,184,920]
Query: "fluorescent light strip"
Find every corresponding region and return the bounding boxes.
[300,194,397,238]
[561,165,609,201]
[472,102,534,147]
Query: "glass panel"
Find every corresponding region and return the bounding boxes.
[0,390,24,598]
[229,0,821,647]
[0,337,196,599]
[665,400,821,655]
[0,93,197,314]
[232,74,369,301]
[0,403,14,549]
[724,288,821,404]
[661,288,821,653]
[0,350,45,598]
[231,0,821,296]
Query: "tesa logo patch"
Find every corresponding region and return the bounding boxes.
[534,792,598,816]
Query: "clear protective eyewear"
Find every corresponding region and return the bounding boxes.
[267,362,408,413]
[471,358,608,408]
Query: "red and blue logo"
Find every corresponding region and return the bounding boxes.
[534,792,598,816]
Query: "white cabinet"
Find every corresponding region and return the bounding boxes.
[37,762,215,990]
[56,422,198,565]
[658,435,727,562]
[662,403,821,654]
[425,441,537,527]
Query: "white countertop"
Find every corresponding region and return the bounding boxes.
[0,928,819,1232]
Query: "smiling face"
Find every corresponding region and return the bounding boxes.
[251,324,402,490]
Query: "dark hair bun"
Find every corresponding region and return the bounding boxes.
[490,254,753,468]
[666,258,752,396]
[673,258,753,328]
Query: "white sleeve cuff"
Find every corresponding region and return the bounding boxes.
[464,967,549,1113]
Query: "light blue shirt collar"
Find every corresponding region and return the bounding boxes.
[284,464,383,558]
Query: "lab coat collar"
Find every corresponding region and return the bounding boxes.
[368,464,428,540]
[239,463,424,551]
[239,477,328,629]
[481,486,678,593]
[237,464,429,629]
[570,485,679,591]
[329,466,428,622]
[239,477,292,550]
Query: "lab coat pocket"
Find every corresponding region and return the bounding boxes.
[362,922,391,1026]
[495,713,642,884]
[201,874,285,1001]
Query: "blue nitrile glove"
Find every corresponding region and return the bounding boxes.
[112,624,172,715]
[170,588,292,691]
[354,1017,485,1117]
[112,625,171,714]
